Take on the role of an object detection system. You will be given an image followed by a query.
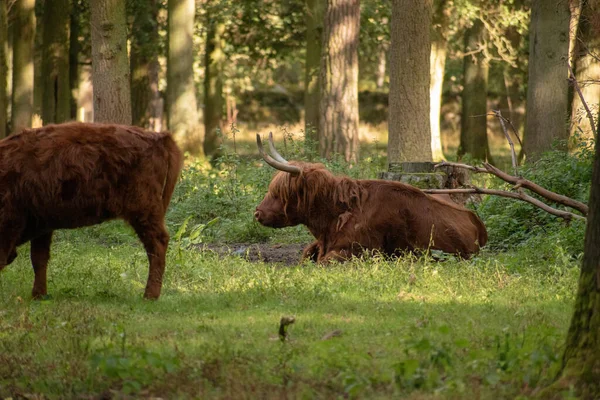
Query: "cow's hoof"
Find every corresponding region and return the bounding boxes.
[32,293,52,301]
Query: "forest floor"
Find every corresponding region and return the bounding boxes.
[197,242,306,265]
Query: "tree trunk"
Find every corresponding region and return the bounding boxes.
[388,0,432,164]
[542,117,600,399]
[130,0,160,129]
[459,19,491,161]
[203,15,225,157]
[167,0,201,153]
[569,0,600,143]
[430,0,449,162]
[319,0,360,163]
[69,0,81,120]
[0,0,7,137]
[375,43,387,89]
[305,0,324,145]
[42,0,71,125]
[523,0,570,160]
[32,1,42,120]
[11,0,36,131]
[90,0,131,124]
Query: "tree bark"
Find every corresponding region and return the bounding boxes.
[459,19,491,161]
[319,0,360,163]
[130,0,160,129]
[388,0,432,164]
[42,0,71,125]
[305,0,324,145]
[90,0,131,124]
[543,109,600,399]
[203,15,225,157]
[523,0,570,159]
[430,0,449,161]
[11,0,36,131]
[569,0,600,143]
[0,0,8,137]
[167,0,201,153]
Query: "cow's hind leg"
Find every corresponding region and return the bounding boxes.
[129,214,170,300]
[30,232,53,299]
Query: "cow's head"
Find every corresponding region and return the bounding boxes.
[254,133,305,228]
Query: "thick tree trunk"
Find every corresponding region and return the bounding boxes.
[523,0,570,159]
[11,0,36,131]
[569,0,600,143]
[203,16,225,157]
[167,0,201,153]
[388,0,432,164]
[130,0,160,129]
[305,0,324,144]
[430,0,449,161]
[542,121,600,399]
[459,19,491,161]
[42,0,71,125]
[319,0,360,163]
[90,0,131,124]
[0,0,7,137]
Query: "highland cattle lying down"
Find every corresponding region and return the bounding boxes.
[0,122,183,299]
[254,133,487,263]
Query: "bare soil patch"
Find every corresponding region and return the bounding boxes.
[196,242,307,265]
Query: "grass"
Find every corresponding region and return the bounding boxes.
[0,237,580,399]
[0,125,588,399]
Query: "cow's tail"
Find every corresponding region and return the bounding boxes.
[469,211,488,248]
[161,133,184,212]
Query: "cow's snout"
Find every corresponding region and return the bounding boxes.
[254,209,263,222]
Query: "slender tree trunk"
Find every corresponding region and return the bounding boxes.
[167,0,201,153]
[33,1,42,120]
[203,15,225,157]
[42,0,71,125]
[0,0,7,137]
[459,19,491,161]
[376,43,387,89]
[430,0,449,161]
[523,0,570,159]
[569,0,600,143]
[11,0,36,131]
[388,0,432,165]
[130,0,160,129]
[319,0,360,162]
[90,0,131,124]
[305,0,324,145]
[69,0,80,120]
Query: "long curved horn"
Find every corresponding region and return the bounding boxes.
[256,134,301,175]
[268,132,289,163]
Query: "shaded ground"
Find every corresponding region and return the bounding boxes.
[196,242,307,265]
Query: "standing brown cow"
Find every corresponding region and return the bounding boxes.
[0,122,183,299]
[254,133,487,263]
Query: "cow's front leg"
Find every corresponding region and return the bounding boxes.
[318,248,351,264]
[301,241,321,262]
[30,232,53,299]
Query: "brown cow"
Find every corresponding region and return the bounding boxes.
[0,122,183,299]
[254,133,487,263]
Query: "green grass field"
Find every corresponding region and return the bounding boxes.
[0,129,590,399]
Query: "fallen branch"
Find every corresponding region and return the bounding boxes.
[434,160,589,216]
[424,188,586,222]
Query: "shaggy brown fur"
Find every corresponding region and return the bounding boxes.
[255,162,487,263]
[0,122,183,299]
